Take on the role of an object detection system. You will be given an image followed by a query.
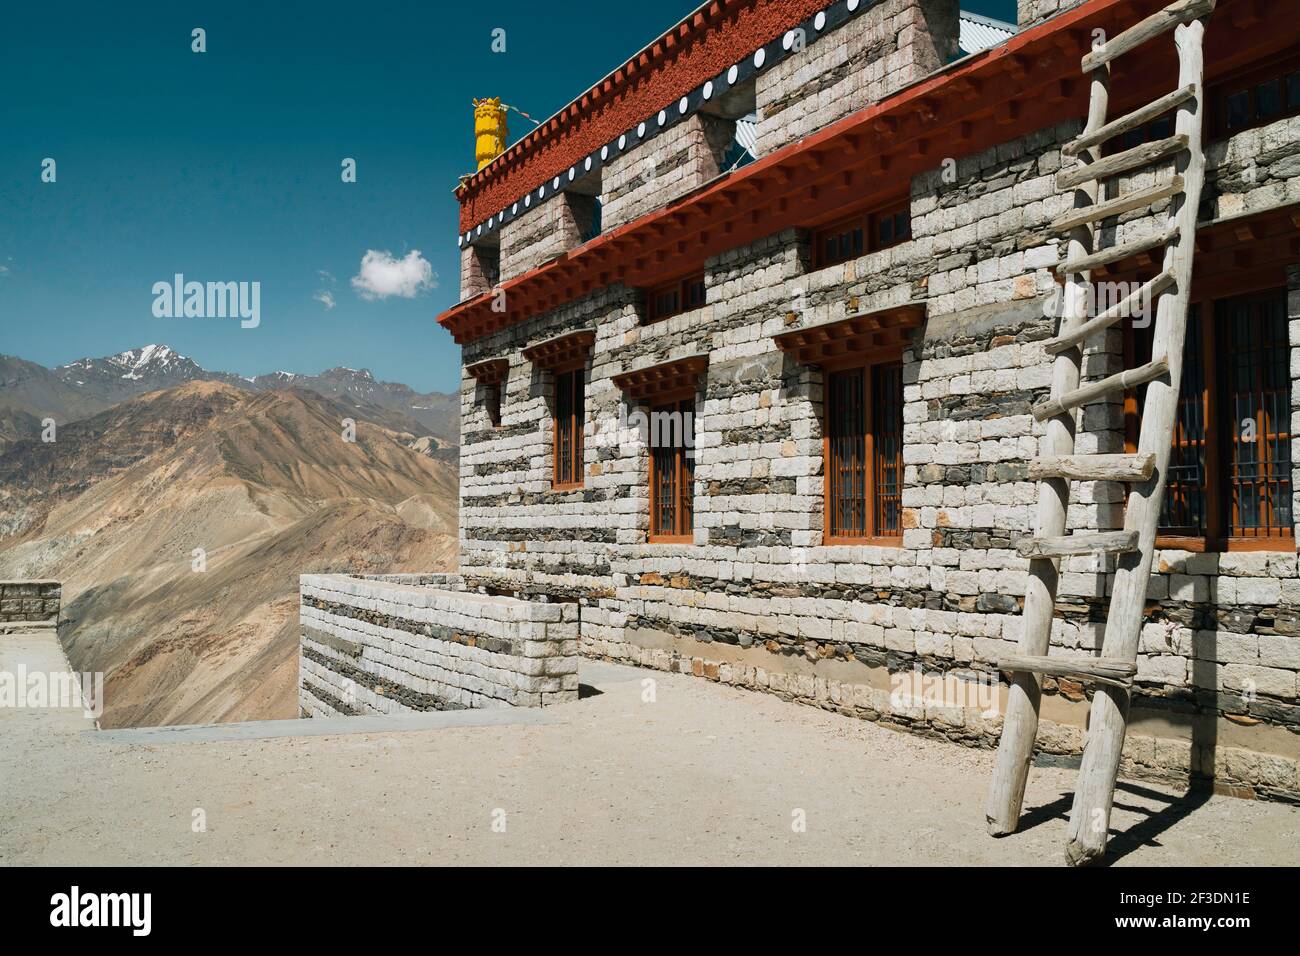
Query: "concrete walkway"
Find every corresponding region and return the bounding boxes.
[3,628,1298,866]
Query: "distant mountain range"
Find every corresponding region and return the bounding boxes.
[0,345,460,446]
[0,379,459,727]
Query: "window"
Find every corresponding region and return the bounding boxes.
[1126,289,1293,549]
[1111,112,1176,153]
[644,272,705,323]
[553,368,585,489]
[486,381,502,428]
[813,198,911,269]
[649,398,695,542]
[1211,52,1300,138]
[825,360,904,543]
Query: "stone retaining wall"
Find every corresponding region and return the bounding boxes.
[298,574,579,717]
[0,581,60,629]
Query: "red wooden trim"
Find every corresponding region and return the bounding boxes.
[441,0,1300,344]
[611,354,709,403]
[775,304,924,366]
[522,329,595,370]
[456,0,831,230]
[466,358,509,384]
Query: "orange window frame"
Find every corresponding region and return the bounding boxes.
[552,364,585,490]
[823,352,904,546]
[1124,286,1294,552]
[648,394,696,543]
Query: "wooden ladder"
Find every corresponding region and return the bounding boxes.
[985,0,1215,866]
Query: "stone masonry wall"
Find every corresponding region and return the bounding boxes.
[0,581,60,629]
[756,0,959,154]
[499,191,596,283]
[460,241,499,302]
[456,106,1300,799]
[298,574,579,717]
[601,112,736,232]
[1017,0,1087,29]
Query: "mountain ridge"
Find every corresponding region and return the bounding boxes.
[0,378,458,727]
[0,344,460,445]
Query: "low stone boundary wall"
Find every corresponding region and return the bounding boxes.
[298,574,578,717]
[0,581,60,631]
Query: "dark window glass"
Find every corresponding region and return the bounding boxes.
[827,368,867,539]
[826,362,903,540]
[684,276,706,311]
[554,369,584,487]
[1129,291,1293,544]
[645,273,705,322]
[1222,295,1293,536]
[1257,78,1283,120]
[1226,89,1251,130]
[872,363,904,535]
[895,211,911,242]
[650,398,694,539]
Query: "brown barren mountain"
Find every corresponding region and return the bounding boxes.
[0,381,458,727]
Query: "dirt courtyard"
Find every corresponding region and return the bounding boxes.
[2,628,1298,866]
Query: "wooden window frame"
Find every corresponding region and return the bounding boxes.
[1209,48,1300,140]
[644,271,706,323]
[822,349,905,547]
[552,362,586,491]
[811,198,912,270]
[1124,284,1295,553]
[647,391,696,543]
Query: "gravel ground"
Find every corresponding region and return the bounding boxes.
[3,629,1298,866]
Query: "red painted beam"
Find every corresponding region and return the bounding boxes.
[442,0,1300,344]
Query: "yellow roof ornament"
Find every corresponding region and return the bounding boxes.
[473,98,509,171]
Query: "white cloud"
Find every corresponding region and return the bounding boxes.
[350,249,436,300]
[313,290,336,310]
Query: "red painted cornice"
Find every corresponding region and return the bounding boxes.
[440,0,1297,346]
[455,0,833,232]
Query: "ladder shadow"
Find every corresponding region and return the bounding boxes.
[1099,780,1215,864]
[1014,779,1214,865]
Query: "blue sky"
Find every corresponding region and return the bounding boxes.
[0,0,1016,394]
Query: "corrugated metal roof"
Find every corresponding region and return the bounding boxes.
[959,10,1018,56]
[735,117,758,157]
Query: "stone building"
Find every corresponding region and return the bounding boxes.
[305,0,1300,800]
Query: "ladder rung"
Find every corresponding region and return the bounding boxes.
[1056,226,1179,276]
[1080,0,1217,72]
[1028,453,1156,482]
[1063,85,1197,157]
[1015,530,1139,559]
[1057,135,1188,191]
[1043,269,1177,354]
[1051,176,1184,234]
[996,653,1137,689]
[1032,357,1170,421]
